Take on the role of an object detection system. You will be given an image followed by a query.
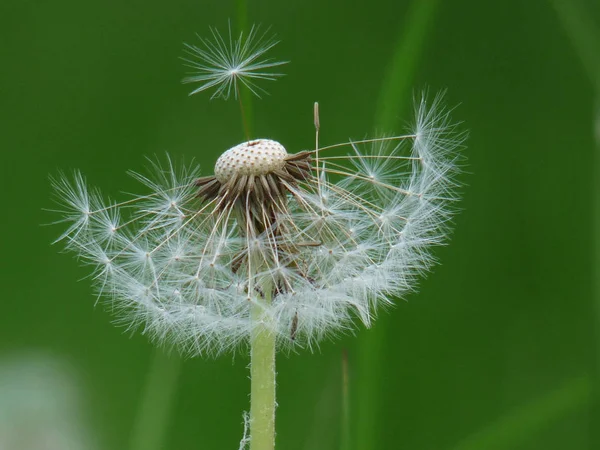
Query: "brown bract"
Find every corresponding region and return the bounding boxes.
[195,141,313,237]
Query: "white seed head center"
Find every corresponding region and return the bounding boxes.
[214,139,288,183]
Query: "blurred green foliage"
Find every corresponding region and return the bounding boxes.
[0,0,598,449]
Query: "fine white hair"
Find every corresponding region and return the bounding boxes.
[51,93,465,356]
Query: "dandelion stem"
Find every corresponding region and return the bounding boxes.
[249,285,277,450]
[237,82,251,141]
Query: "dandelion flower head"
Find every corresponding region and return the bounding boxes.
[51,25,464,356]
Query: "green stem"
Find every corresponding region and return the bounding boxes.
[250,289,277,450]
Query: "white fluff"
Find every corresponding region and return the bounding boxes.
[51,94,465,356]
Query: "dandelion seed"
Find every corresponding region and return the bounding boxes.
[51,93,464,356]
[182,23,288,100]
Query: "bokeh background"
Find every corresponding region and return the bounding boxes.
[1,0,599,449]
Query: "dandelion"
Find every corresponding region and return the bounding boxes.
[182,23,288,100]
[51,96,461,353]
[51,24,464,450]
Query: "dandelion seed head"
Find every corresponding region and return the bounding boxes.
[214,139,288,182]
[53,60,463,357]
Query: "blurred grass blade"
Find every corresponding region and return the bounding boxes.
[550,0,600,92]
[356,2,440,449]
[340,349,350,450]
[129,350,182,450]
[452,375,591,450]
[374,0,441,131]
[301,361,341,450]
[550,0,600,443]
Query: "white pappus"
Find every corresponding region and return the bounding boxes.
[50,24,465,357]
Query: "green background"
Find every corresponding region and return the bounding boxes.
[1,0,598,449]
